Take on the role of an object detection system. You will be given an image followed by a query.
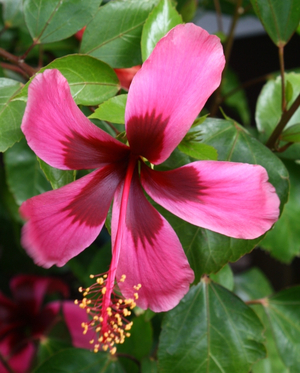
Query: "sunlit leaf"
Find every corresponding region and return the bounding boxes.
[90,94,127,124]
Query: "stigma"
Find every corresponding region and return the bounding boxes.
[75,272,141,354]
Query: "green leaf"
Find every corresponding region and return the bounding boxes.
[234,267,273,302]
[264,286,300,372]
[141,0,182,61]
[141,358,157,373]
[37,337,72,366]
[15,55,120,106]
[0,78,25,152]
[90,94,127,124]
[252,306,289,373]
[250,0,300,46]
[221,68,251,126]
[38,159,76,190]
[286,79,294,105]
[178,141,218,160]
[281,123,300,142]
[4,138,51,205]
[118,315,153,373]
[256,72,300,159]
[176,0,197,22]
[23,0,101,44]
[80,0,158,68]
[260,160,300,263]
[210,264,234,291]
[2,0,25,28]
[33,348,125,373]
[158,280,266,373]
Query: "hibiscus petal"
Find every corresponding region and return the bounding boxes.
[112,171,194,312]
[62,301,94,348]
[22,69,129,170]
[141,161,280,239]
[125,24,225,164]
[10,275,69,315]
[20,163,126,268]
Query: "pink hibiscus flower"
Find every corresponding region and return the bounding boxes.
[20,24,279,352]
[0,275,91,373]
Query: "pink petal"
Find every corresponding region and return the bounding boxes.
[114,65,141,90]
[125,24,225,164]
[141,161,280,239]
[112,171,194,312]
[10,275,69,315]
[62,301,94,349]
[22,69,129,170]
[20,163,126,268]
[0,336,35,373]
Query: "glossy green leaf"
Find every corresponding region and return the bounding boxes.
[234,267,273,302]
[260,160,300,263]
[281,123,300,142]
[4,138,51,205]
[256,73,300,159]
[80,0,158,68]
[90,94,127,124]
[264,286,300,372]
[250,0,300,46]
[158,280,266,373]
[141,0,182,61]
[210,264,234,291]
[178,141,218,160]
[16,55,120,106]
[23,0,101,44]
[38,159,75,190]
[2,0,25,28]
[33,348,125,373]
[0,78,25,152]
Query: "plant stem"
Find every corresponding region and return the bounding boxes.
[278,43,286,113]
[213,0,223,33]
[210,0,243,116]
[245,298,269,306]
[266,93,300,150]
[0,48,36,77]
[0,62,28,79]
[20,40,39,61]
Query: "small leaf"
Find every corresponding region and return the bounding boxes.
[0,78,25,152]
[38,159,76,190]
[81,0,158,68]
[158,280,266,373]
[260,160,300,263]
[210,264,234,291]
[264,286,300,372]
[4,138,51,205]
[141,0,182,61]
[281,123,300,142]
[250,0,300,46]
[23,0,101,44]
[33,348,125,373]
[90,94,127,124]
[15,55,120,106]
[178,141,218,160]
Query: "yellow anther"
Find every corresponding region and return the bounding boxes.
[89,274,95,278]
[81,322,86,328]
[74,299,78,304]
[78,287,83,292]
[125,322,133,330]
[89,339,94,344]
[99,317,103,322]
[102,287,107,295]
[79,303,85,309]
[98,336,103,342]
[103,345,108,351]
[94,348,98,353]
[97,277,104,285]
[86,308,91,313]
[134,293,139,300]
[118,299,123,304]
[120,274,126,282]
[111,347,117,355]
[93,316,98,321]
[126,333,131,338]
[96,327,101,332]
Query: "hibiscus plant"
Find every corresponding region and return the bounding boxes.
[0,0,300,373]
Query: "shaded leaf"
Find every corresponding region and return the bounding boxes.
[158,280,266,373]
[141,0,182,61]
[250,0,300,45]
[176,0,197,22]
[0,78,25,152]
[2,0,25,28]
[90,94,127,124]
[260,160,300,263]
[210,264,234,291]
[15,55,120,106]
[33,348,125,373]
[141,358,157,373]
[281,123,300,142]
[23,0,101,44]
[4,138,51,205]
[80,0,158,68]
[38,158,76,190]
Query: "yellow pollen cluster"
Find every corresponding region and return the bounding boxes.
[75,273,141,355]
